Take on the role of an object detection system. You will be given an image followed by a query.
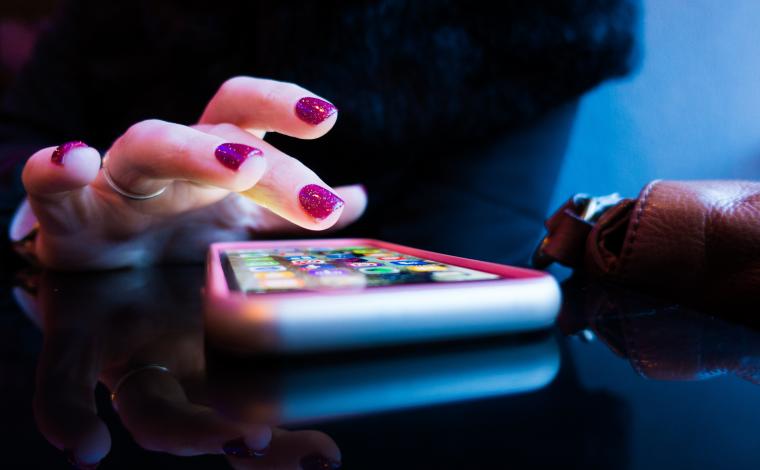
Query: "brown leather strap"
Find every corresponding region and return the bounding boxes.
[532,193,624,269]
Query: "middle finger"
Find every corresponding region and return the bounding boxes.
[97,119,268,200]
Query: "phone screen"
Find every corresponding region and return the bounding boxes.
[222,245,502,294]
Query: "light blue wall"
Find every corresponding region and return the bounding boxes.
[550,0,760,209]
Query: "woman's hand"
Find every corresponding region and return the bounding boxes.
[18,77,367,269]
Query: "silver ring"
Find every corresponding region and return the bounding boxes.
[110,364,171,408]
[102,158,167,200]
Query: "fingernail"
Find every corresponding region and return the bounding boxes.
[223,437,266,459]
[64,449,100,469]
[300,453,342,470]
[51,141,88,166]
[295,97,338,125]
[298,184,345,221]
[215,143,263,171]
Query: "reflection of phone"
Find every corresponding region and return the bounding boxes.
[205,239,560,353]
[208,334,560,424]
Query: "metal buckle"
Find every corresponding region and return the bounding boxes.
[532,193,623,269]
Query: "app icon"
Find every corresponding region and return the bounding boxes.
[291,259,324,265]
[334,257,366,263]
[286,256,316,262]
[375,256,406,261]
[391,260,430,266]
[237,252,270,259]
[408,264,448,272]
[348,262,382,267]
[326,253,355,259]
[247,265,287,272]
[244,260,280,267]
[359,266,400,275]
[363,254,397,260]
[308,268,348,277]
[312,274,366,288]
[253,271,295,279]
[260,278,304,289]
[352,248,380,255]
[299,264,336,271]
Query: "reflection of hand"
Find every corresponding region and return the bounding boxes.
[228,430,341,470]
[18,77,366,269]
[14,268,340,469]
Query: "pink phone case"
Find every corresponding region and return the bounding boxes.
[205,238,560,353]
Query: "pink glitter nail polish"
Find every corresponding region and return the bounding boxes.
[298,184,345,221]
[295,97,338,125]
[215,143,263,171]
[51,141,88,166]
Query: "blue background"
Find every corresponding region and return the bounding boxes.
[551,0,760,209]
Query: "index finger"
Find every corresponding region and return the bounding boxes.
[199,76,338,140]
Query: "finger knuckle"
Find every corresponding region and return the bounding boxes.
[260,81,293,109]
[121,120,189,163]
[157,131,191,162]
[218,76,251,97]
[125,119,167,139]
[209,122,239,135]
[121,119,171,154]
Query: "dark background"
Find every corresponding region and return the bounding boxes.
[3,1,760,213]
[0,0,760,210]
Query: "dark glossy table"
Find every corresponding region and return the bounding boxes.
[2,267,759,469]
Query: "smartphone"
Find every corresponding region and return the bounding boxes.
[205,238,560,353]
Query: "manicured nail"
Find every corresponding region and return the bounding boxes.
[298,184,344,221]
[64,449,100,469]
[215,143,263,171]
[300,453,342,470]
[295,97,337,125]
[223,437,267,459]
[51,141,88,166]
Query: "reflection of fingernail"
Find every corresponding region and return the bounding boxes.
[295,97,338,125]
[215,143,263,171]
[298,184,345,221]
[51,141,88,166]
[223,437,264,459]
[300,453,342,470]
[64,449,100,469]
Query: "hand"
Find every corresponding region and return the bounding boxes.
[19,77,367,269]
[14,267,341,468]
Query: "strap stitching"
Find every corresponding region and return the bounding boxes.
[619,180,659,277]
